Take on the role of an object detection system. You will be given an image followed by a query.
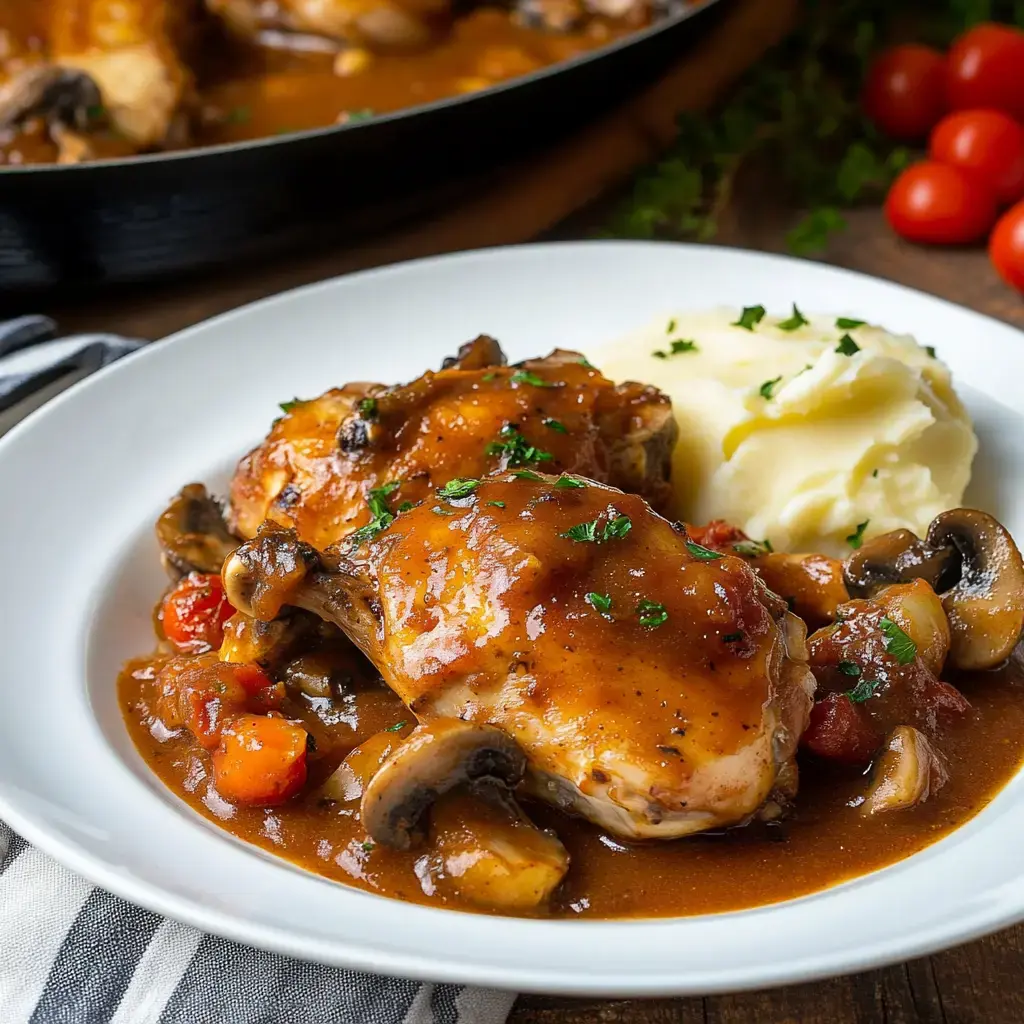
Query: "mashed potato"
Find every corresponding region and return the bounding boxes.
[593,307,977,556]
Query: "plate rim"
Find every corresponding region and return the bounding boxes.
[1,240,1023,997]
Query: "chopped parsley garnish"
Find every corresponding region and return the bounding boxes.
[578,356,595,369]
[396,501,416,513]
[837,661,861,677]
[836,317,866,329]
[880,617,917,665]
[685,539,723,561]
[585,592,612,613]
[349,481,401,544]
[777,304,809,331]
[487,500,506,508]
[482,372,497,382]
[653,338,699,359]
[278,397,304,413]
[346,108,374,123]
[486,425,553,467]
[437,478,480,500]
[562,512,632,544]
[360,840,375,853]
[666,318,677,334]
[358,397,378,419]
[385,721,408,732]
[925,346,937,358]
[732,305,766,331]
[723,632,744,642]
[226,106,251,124]
[510,469,543,481]
[637,600,669,628]
[554,474,587,489]
[835,334,860,356]
[733,538,773,557]
[759,375,783,400]
[846,520,869,549]
[511,370,557,388]
[846,678,882,703]
[543,418,568,433]
[872,469,879,478]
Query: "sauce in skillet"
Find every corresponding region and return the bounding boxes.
[119,646,1024,918]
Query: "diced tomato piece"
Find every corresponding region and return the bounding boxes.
[158,660,279,748]
[212,714,309,806]
[161,573,235,654]
[801,693,883,766]
[686,520,749,554]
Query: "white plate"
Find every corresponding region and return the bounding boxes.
[1,242,1024,998]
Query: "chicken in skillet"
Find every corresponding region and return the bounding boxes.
[223,472,817,840]
[229,335,677,549]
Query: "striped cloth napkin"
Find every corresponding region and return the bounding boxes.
[0,320,518,1024]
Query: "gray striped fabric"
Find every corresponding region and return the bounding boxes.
[0,821,517,1024]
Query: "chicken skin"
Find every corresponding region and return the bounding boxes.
[229,336,677,550]
[223,472,816,840]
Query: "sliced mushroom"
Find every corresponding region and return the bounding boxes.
[360,719,527,851]
[320,726,412,803]
[862,725,948,815]
[927,510,1024,672]
[0,65,102,130]
[157,484,239,580]
[423,782,569,911]
[844,509,1024,671]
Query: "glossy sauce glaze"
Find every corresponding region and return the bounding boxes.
[119,638,1024,918]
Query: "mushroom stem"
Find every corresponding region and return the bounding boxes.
[862,725,948,815]
[157,484,239,580]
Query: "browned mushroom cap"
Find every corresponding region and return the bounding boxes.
[361,720,528,851]
[926,509,1024,671]
[862,725,948,815]
[156,484,239,580]
[0,65,102,130]
[844,529,957,598]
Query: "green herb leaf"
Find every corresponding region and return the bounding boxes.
[510,469,543,481]
[788,207,848,255]
[846,678,882,703]
[578,356,595,369]
[837,660,861,677]
[880,617,917,666]
[733,305,766,331]
[226,106,251,124]
[487,500,506,508]
[396,501,416,513]
[777,304,809,331]
[360,840,375,852]
[385,721,408,732]
[345,108,374,123]
[437,478,480,500]
[511,370,558,388]
[279,398,304,413]
[562,520,598,543]
[585,592,613,613]
[349,481,402,544]
[603,515,632,541]
[486,425,553,467]
[666,318,677,334]
[836,317,866,329]
[733,538,773,557]
[358,397,378,419]
[835,334,860,356]
[637,599,669,628]
[655,337,700,358]
[759,375,783,400]
[554,474,587,489]
[543,418,568,433]
[562,512,632,543]
[481,372,498,382]
[846,520,869,549]
[925,345,937,358]
[686,539,723,561]
[723,632,745,642]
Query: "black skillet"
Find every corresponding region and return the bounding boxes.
[0,0,728,295]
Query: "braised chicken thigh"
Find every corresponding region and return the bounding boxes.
[230,336,677,549]
[224,472,816,840]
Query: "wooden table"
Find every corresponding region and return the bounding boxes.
[45,192,1024,1024]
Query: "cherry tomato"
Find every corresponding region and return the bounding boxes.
[929,109,1024,206]
[947,23,1024,122]
[990,199,1024,292]
[801,693,882,766]
[161,572,235,653]
[212,714,309,805]
[885,160,997,244]
[862,44,947,140]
